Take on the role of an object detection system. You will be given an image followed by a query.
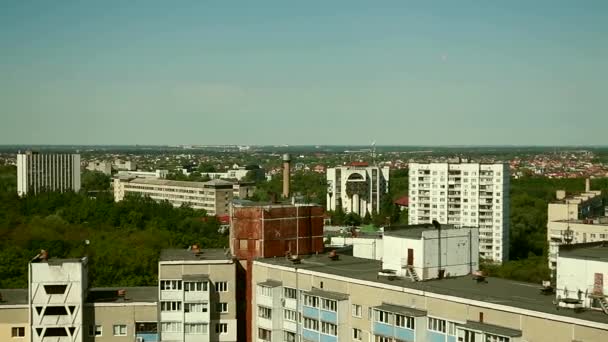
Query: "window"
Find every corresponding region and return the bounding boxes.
[396,314,415,329]
[353,328,362,340]
[375,336,392,342]
[352,304,362,317]
[184,281,207,292]
[215,323,228,334]
[448,322,456,335]
[257,285,272,297]
[185,302,207,313]
[185,323,208,334]
[113,325,127,336]
[374,310,391,324]
[258,306,272,319]
[258,328,272,341]
[43,285,67,295]
[284,287,297,299]
[160,301,182,312]
[304,295,319,307]
[303,318,319,331]
[284,309,297,322]
[428,317,446,333]
[160,280,182,291]
[284,331,296,342]
[485,334,510,342]
[216,302,228,313]
[161,322,182,333]
[215,281,228,292]
[44,306,68,316]
[88,325,102,337]
[321,322,337,336]
[321,299,337,311]
[11,327,25,337]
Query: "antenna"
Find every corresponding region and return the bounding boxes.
[371,141,376,165]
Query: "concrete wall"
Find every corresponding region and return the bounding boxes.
[557,256,608,307]
[84,304,157,342]
[382,235,424,277]
[0,307,29,342]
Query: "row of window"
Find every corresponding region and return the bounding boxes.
[161,301,226,313]
[161,322,227,334]
[160,280,227,292]
[303,318,337,336]
[87,324,127,337]
[257,285,338,312]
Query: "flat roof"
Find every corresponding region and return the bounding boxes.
[258,280,282,288]
[462,320,522,337]
[374,303,427,317]
[160,248,232,262]
[384,224,457,239]
[554,219,608,227]
[305,287,349,301]
[0,289,27,305]
[256,254,608,325]
[560,242,608,262]
[128,178,233,189]
[88,287,158,303]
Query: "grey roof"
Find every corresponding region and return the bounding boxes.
[560,242,608,262]
[0,289,27,305]
[257,253,608,325]
[374,303,427,317]
[160,248,232,262]
[461,320,522,337]
[128,178,233,189]
[305,287,349,301]
[258,280,283,288]
[384,224,457,239]
[88,287,158,303]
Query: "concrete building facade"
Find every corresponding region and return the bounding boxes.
[408,162,510,263]
[17,152,81,196]
[158,247,238,342]
[326,165,390,216]
[113,178,233,216]
[547,184,605,272]
[86,161,112,175]
[252,254,608,342]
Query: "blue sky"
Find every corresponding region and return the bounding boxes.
[1,1,606,145]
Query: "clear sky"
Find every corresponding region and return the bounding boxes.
[1,1,606,146]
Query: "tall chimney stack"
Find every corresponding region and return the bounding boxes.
[585,178,591,192]
[282,154,291,198]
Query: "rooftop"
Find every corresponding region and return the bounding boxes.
[160,248,232,262]
[383,224,458,239]
[127,178,233,189]
[462,320,522,337]
[256,253,608,325]
[87,287,158,303]
[0,289,27,305]
[560,242,608,262]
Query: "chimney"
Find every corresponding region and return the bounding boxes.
[585,178,591,192]
[282,154,291,198]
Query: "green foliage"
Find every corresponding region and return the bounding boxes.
[0,168,227,289]
[80,170,111,192]
[480,256,550,283]
[344,212,362,226]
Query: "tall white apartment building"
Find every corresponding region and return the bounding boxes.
[326,164,390,216]
[113,178,233,216]
[158,246,238,342]
[28,252,87,342]
[17,151,81,196]
[408,162,510,263]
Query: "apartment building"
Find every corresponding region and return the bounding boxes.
[158,246,238,342]
[408,162,510,263]
[252,252,608,342]
[17,151,81,196]
[326,164,390,216]
[113,178,233,216]
[547,180,605,272]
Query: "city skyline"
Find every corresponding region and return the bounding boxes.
[1,1,607,146]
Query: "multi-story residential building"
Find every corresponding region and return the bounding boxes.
[86,161,112,175]
[113,178,233,216]
[326,164,390,216]
[17,151,81,196]
[547,180,605,272]
[113,159,137,171]
[556,241,608,313]
[252,252,608,342]
[408,162,510,263]
[158,246,238,342]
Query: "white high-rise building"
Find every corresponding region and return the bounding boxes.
[326,164,389,216]
[17,151,81,196]
[408,162,510,263]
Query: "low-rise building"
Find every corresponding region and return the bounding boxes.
[86,161,112,175]
[116,170,169,179]
[113,178,233,216]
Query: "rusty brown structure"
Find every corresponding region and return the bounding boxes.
[230,202,324,341]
